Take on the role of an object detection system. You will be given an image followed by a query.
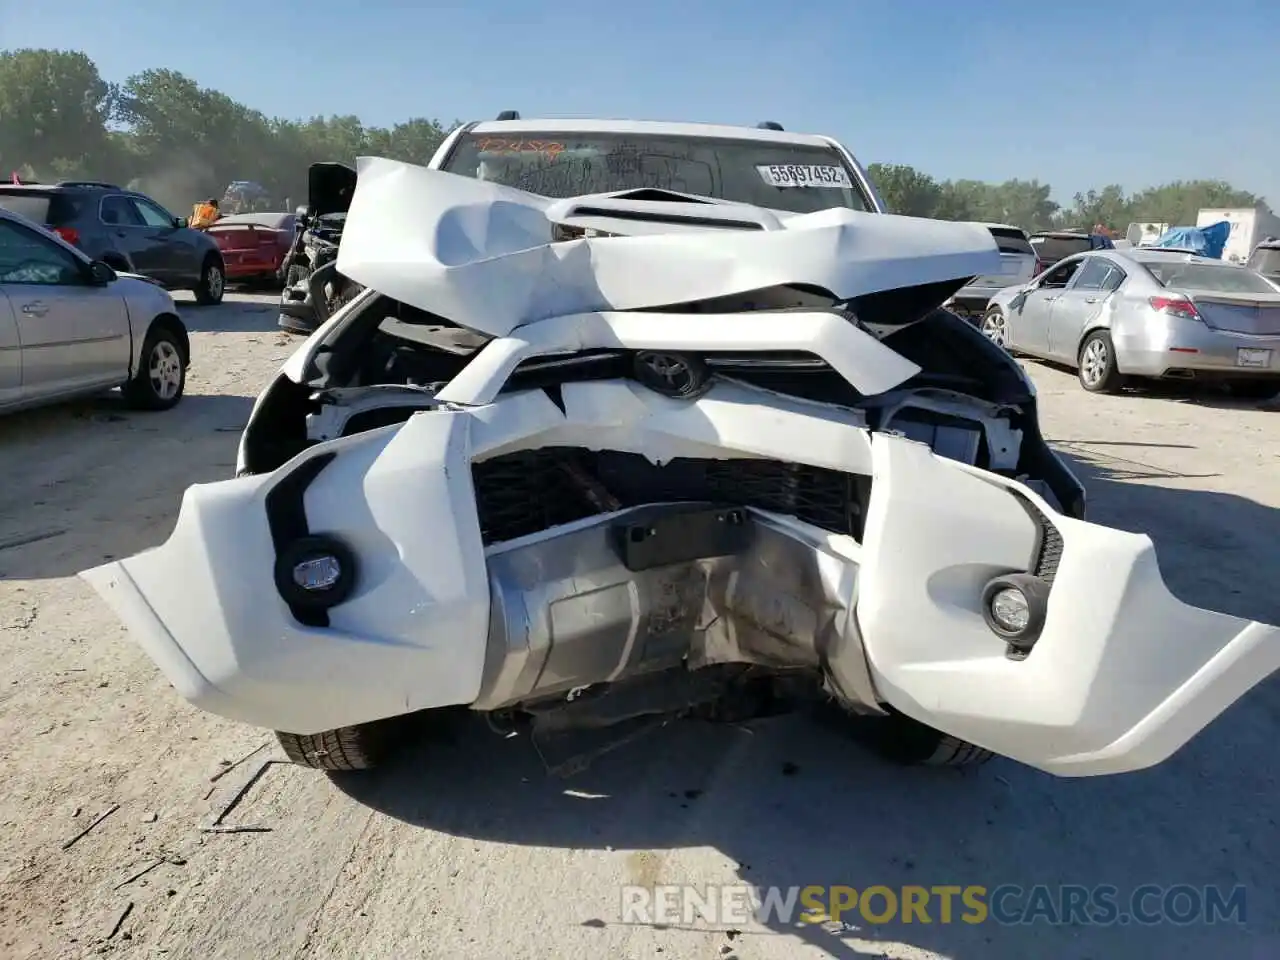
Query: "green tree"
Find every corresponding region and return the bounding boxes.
[865,163,942,216]
[0,49,114,178]
[1125,180,1262,226]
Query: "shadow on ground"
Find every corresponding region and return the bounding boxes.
[1055,449,1280,624]
[1022,357,1280,410]
[0,392,253,580]
[333,452,1280,959]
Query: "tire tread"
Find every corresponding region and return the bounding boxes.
[275,725,382,771]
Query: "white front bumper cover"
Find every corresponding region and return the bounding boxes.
[81,383,1280,778]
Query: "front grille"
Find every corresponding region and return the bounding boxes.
[471,448,869,545]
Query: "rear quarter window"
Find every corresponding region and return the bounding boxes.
[0,191,89,226]
[1247,247,1280,276]
[1032,236,1093,263]
[989,228,1034,255]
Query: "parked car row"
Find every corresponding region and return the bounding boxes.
[0,179,300,301]
[0,179,227,304]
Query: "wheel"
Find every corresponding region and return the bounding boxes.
[844,707,994,768]
[122,324,186,410]
[980,308,1011,350]
[1226,379,1279,401]
[1077,330,1125,393]
[193,256,225,305]
[276,722,391,771]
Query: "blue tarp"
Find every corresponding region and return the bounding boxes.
[1150,221,1231,259]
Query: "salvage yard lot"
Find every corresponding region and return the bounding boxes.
[1,292,1278,960]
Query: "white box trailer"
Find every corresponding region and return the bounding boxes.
[1195,207,1280,263]
[1125,221,1170,246]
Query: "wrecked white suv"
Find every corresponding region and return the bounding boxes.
[83,134,1280,779]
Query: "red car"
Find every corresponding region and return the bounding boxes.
[204,212,297,287]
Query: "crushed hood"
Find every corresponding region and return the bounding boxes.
[336,156,1001,337]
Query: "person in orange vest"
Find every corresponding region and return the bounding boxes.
[190,197,220,229]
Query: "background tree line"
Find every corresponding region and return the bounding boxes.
[1,48,1270,232]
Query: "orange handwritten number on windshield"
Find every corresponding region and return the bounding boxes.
[477,138,564,160]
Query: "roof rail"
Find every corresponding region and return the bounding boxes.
[756,121,784,131]
[495,110,520,121]
[56,179,120,189]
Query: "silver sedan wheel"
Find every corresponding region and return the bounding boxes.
[149,340,183,400]
[980,311,1009,348]
[1079,338,1109,388]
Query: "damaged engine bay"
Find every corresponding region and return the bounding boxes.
[236,280,1082,769]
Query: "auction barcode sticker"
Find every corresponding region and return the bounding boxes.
[756,164,852,188]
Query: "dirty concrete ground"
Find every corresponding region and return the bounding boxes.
[1,291,1277,960]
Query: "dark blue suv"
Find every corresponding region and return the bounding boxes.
[1029,230,1115,272]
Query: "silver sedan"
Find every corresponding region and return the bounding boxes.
[1,207,190,414]
[980,248,1280,397]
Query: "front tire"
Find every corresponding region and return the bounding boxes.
[193,256,225,305]
[123,325,186,410]
[980,308,1011,351]
[276,722,391,771]
[1077,330,1125,393]
[849,708,994,768]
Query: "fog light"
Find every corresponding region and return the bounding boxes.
[293,555,342,592]
[989,586,1030,633]
[274,533,358,612]
[980,572,1051,654]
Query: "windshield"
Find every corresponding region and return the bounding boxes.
[1142,260,1280,295]
[439,131,872,214]
[1247,247,1280,277]
[1031,235,1092,263]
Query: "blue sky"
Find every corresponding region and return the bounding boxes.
[4,0,1278,205]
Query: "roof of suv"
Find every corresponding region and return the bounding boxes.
[2,180,123,192]
[466,118,838,148]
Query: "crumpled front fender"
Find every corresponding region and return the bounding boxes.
[82,411,493,735]
[856,433,1280,776]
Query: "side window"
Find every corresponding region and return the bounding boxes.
[1071,258,1112,290]
[99,195,144,227]
[0,219,86,285]
[1041,259,1081,288]
[1100,263,1125,292]
[130,198,175,228]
